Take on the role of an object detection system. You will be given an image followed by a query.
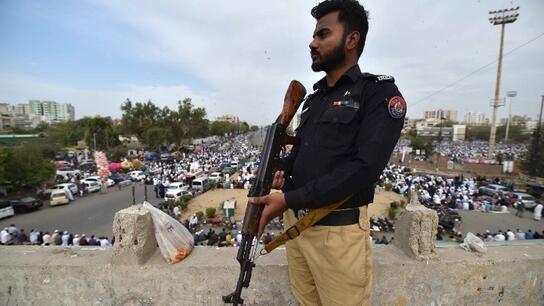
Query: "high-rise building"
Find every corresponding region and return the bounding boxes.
[464,112,486,125]
[423,109,458,122]
[28,100,75,123]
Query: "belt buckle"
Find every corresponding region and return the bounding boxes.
[296,208,309,220]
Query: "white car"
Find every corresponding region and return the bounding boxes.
[50,191,70,206]
[165,185,192,202]
[128,171,146,181]
[166,182,188,191]
[46,183,78,196]
[209,172,223,183]
[83,181,101,193]
[512,193,538,210]
[83,176,114,187]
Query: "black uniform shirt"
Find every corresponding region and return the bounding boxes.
[282,64,406,210]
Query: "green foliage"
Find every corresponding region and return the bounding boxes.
[466,124,529,142]
[384,182,393,191]
[390,201,399,209]
[250,125,259,132]
[45,121,86,147]
[388,207,399,220]
[522,128,544,177]
[108,145,129,162]
[83,116,120,151]
[195,211,204,221]
[208,181,217,190]
[2,143,55,189]
[206,207,217,219]
[410,136,434,156]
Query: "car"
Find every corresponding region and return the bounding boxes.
[8,196,43,213]
[511,192,538,210]
[45,183,78,196]
[192,176,209,193]
[165,188,193,202]
[209,172,223,183]
[50,191,70,206]
[110,173,129,184]
[478,184,509,197]
[128,171,146,181]
[166,182,188,191]
[0,200,15,219]
[83,181,101,193]
[83,176,115,187]
[222,167,236,176]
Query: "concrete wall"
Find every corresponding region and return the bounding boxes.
[1,242,543,306]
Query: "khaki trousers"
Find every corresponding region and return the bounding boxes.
[283,206,372,306]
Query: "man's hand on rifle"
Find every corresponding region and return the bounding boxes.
[249,170,287,237]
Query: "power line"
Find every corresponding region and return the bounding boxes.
[412,31,544,107]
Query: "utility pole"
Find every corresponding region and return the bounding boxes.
[504,91,517,142]
[487,7,520,160]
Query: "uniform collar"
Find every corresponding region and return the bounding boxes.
[313,64,362,91]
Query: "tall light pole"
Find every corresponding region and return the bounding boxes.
[504,90,517,142]
[487,7,520,160]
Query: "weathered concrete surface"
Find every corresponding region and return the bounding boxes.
[112,204,157,265]
[0,242,543,306]
[394,191,439,260]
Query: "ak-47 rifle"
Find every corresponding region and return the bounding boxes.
[223,80,306,305]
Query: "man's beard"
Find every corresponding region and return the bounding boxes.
[311,38,346,72]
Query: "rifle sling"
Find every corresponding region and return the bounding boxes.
[263,196,352,254]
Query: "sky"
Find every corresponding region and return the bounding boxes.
[0,0,543,125]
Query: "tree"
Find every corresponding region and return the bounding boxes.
[143,127,171,149]
[3,143,55,189]
[410,136,434,156]
[83,116,119,151]
[522,127,544,177]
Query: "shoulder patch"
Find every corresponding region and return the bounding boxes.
[376,75,395,83]
[387,96,406,119]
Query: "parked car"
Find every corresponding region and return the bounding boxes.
[83,181,101,193]
[50,191,70,206]
[128,171,146,181]
[110,173,129,184]
[478,184,509,197]
[45,183,78,197]
[83,176,114,187]
[165,188,193,202]
[209,172,223,183]
[0,200,15,219]
[8,196,43,213]
[511,192,538,210]
[166,182,188,191]
[192,176,209,193]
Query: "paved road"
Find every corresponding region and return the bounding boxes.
[457,208,544,236]
[0,184,156,238]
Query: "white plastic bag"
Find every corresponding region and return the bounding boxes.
[143,202,194,263]
[459,232,487,253]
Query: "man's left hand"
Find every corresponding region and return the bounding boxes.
[248,192,288,237]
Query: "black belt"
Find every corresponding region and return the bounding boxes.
[293,208,360,226]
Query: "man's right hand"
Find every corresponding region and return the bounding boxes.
[271,170,285,190]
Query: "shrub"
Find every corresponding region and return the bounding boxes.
[388,207,398,220]
[209,181,217,190]
[181,194,193,202]
[390,201,399,209]
[195,211,204,221]
[399,200,407,208]
[384,182,393,191]
[206,207,216,219]
[176,198,188,211]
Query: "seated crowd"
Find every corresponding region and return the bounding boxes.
[0,224,114,247]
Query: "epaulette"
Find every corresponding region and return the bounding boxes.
[361,72,395,83]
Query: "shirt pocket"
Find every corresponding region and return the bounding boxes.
[316,107,358,149]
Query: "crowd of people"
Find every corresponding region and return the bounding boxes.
[479,228,544,241]
[0,224,113,247]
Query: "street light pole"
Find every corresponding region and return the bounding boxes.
[505,91,517,142]
[487,7,520,159]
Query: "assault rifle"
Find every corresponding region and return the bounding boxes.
[223,80,306,305]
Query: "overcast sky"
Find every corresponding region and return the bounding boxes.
[1,0,543,125]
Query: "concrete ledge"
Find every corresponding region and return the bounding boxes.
[1,242,543,305]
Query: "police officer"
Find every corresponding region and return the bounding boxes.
[250,1,405,305]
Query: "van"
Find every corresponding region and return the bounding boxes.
[192,176,209,193]
[0,200,15,219]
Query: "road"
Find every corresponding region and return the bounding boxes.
[457,208,544,236]
[0,184,156,238]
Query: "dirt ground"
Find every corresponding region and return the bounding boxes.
[181,188,405,221]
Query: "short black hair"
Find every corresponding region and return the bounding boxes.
[311,0,369,57]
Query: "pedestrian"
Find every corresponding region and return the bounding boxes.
[515,200,525,217]
[534,203,542,221]
[249,1,405,304]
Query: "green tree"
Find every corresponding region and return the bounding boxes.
[83,116,120,151]
[3,144,55,189]
[410,136,434,156]
[143,127,171,149]
[522,127,544,177]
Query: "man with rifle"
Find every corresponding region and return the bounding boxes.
[252,1,405,305]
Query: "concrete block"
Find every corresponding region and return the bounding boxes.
[394,190,438,260]
[112,204,157,265]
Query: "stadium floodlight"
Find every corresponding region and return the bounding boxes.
[487,7,520,159]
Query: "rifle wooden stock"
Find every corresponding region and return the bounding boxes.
[276,80,307,127]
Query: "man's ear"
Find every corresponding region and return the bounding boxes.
[345,31,360,52]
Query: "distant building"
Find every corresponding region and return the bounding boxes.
[215,114,240,124]
[402,117,422,135]
[464,112,486,125]
[423,109,457,122]
[28,100,75,123]
[452,125,466,141]
[288,113,302,133]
